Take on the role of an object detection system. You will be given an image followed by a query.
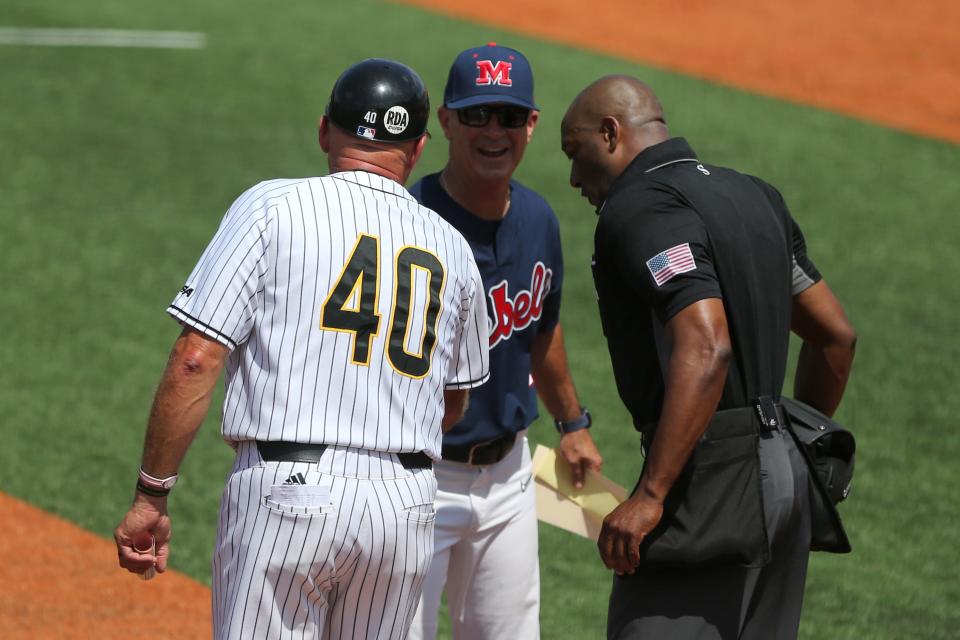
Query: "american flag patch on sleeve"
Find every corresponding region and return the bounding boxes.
[646,243,696,286]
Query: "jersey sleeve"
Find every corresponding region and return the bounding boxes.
[790,215,822,295]
[603,196,721,323]
[538,210,564,334]
[752,178,823,296]
[445,255,491,390]
[166,184,272,349]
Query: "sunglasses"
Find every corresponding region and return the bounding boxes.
[456,105,531,129]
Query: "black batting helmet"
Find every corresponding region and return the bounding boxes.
[325,58,430,143]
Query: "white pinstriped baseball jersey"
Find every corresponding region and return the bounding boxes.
[168,171,489,458]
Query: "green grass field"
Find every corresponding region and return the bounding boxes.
[2,1,958,638]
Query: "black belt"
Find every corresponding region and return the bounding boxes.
[441,433,517,466]
[256,441,432,470]
[701,396,788,437]
[640,396,787,451]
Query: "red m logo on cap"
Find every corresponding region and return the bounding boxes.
[475,60,513,86]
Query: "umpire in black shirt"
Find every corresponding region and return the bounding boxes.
[560,75,857,639]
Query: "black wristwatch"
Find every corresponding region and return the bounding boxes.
[555,408,591,435]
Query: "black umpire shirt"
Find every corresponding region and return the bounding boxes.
[591,138,821,430]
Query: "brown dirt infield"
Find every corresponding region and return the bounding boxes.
[399,0,960,144]
[0,492,211,639]
[2,2,954,638]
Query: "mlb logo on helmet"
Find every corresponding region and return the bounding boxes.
[443,42,537,110]
[356,125,376,139]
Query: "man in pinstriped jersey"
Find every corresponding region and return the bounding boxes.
[114,59,490,639]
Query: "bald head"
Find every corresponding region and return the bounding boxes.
[563,75,666,138]
[560,76,670,208]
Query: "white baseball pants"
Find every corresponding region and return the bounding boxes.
[212,442,437,639]
[408,433,540,640]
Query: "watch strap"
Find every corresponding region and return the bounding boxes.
[555,408,591,434]
[138,467,178,493]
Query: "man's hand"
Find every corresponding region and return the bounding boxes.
[597,492,663,575]
[114,493,172,576]
[559,430,602,489]
[530,324,598,488]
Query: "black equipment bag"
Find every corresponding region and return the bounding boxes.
[781,396,855,553]
[637,407,770,569]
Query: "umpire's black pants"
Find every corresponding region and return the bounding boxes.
[607,428,812,640]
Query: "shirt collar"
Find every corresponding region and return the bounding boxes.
[598,137,699,214]
[330,170,417,202]
[426,173,505,243]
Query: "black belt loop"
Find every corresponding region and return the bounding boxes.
[256,441,432,470]
[754,395,786,431]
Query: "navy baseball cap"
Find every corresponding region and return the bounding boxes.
[443,43,538,110]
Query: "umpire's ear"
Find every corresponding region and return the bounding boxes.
[318,116,331,152]
[601,115,621,153]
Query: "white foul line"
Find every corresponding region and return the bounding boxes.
[0,28,206,49]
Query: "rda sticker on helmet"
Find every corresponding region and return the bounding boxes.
[384,106,410,135]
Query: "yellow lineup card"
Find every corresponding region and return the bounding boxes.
[531,445,629,541]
